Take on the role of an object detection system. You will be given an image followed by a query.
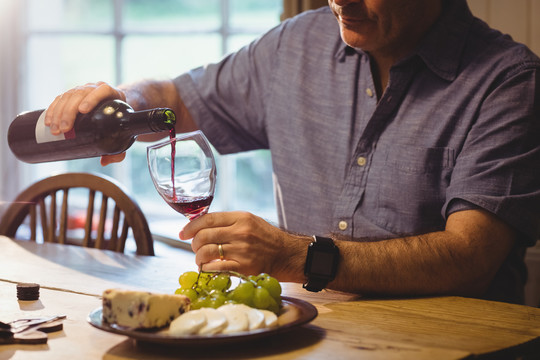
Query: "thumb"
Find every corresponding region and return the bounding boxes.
[100,152,126,166]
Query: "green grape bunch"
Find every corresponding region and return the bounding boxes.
[175,271,282,314]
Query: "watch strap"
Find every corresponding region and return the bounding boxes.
[303,235,338,292]
[303,276,329,292]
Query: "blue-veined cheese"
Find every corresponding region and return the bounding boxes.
[102,289,190,328]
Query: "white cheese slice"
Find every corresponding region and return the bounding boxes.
[217,304,249,334]
[168,309,207,335]
[197,308,228,335]
[260,309,278,328]
[231,304,265,330]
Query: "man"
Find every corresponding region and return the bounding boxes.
[44,0,540,303]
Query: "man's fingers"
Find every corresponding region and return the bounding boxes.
[79,82,126,114]
[181,212,243,240]
[200,260,240,273]
[44,82,126,135]
[194,243,221,265]
[58,89,91,133]
[100,153,127,166]
[46,86,94,134]
[195,243,241,272]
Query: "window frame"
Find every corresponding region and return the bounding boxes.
[1,0,281,234]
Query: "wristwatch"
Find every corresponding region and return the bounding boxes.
[303,235,340,292]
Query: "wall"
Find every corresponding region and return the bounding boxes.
[0,0,22,218]
[468,0,540,55]
[281,0,328,20]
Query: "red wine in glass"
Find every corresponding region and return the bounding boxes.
[167,195,214,220]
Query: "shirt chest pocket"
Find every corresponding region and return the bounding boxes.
[366,145,456,235]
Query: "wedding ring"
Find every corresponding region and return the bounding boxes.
[218,244,224,261]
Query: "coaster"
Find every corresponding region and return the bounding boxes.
[16,283,40,301]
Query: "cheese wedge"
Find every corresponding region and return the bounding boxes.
[102,289,190,329]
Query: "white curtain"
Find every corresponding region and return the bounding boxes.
[281,0,328,20]
[0,0,23,218]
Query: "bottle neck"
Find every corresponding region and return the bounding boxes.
[123,108,176,135]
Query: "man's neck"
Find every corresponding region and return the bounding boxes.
[370,0,444,98]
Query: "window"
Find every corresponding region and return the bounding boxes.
[6,0,281,241]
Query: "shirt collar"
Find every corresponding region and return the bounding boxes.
[335,42,355,63]
[415,0,474,81]
[335,0,475,81]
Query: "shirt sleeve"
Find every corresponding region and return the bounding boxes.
[444,62,540,245]
[172,22,290,154]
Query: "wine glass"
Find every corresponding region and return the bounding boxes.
[147,130,216,221]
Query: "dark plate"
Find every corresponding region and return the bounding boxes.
[87,296,317,345]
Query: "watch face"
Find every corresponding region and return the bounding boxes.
[309,250,336,277]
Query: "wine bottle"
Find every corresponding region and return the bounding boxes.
[7,99,176,163]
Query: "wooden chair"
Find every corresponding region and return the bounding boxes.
[0,172,154,255]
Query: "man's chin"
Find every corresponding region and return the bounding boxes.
[339,30,372,50]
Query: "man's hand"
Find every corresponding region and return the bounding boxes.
[44,81,128,166]
[44,81,126,135]
[180,211,309,282]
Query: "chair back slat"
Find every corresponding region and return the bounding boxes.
[30,205,37,241]
[83,190,96,247]
[48,191,57,243]
[59,189,69,244]
[118,220,129,252]
[38,198,48,242]
[95,195,108,249]
[109,205,121,251]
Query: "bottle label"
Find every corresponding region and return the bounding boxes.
[35,110,76,143]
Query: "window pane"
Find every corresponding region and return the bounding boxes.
[229,0,282,30]
[123,0,221,31]
[26,0,113,31]
[65,158,116,176]
[232,151,275,217]
[122,35,222,83]
[26,35,115,109]
[129,142,158,202]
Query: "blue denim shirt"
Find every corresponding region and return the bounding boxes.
[175,0,540,302]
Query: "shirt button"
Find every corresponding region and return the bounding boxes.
[357,156,367,166]
[338,221,348,231]
[366,88,374,97]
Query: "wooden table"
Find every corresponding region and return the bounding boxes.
[1,236,539,359]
